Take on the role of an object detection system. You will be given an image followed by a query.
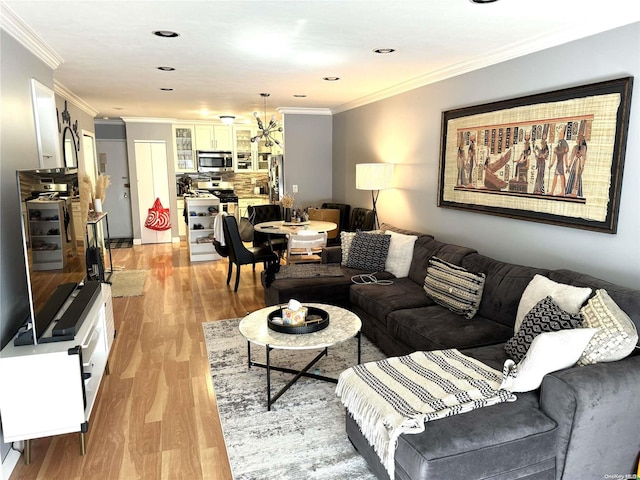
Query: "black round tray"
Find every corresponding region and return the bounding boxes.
[267,306,330,334]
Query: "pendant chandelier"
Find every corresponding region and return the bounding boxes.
[251,93,283,148]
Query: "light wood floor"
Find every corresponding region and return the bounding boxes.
[10,241,268,480]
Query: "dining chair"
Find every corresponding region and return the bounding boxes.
[348,207,375,231]
[222,215,278,292]
[321,202,351,233]
[308,208,340,244]
[248,204,287,256]
[286,231,328,265]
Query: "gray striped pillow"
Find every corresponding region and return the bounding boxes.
[423,257,486,319]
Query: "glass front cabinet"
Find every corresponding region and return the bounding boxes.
[173,125,196,172]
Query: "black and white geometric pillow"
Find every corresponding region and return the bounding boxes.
[346,232,391,272]
[504,295,583,362]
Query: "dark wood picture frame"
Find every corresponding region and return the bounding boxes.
[437,77,633,233]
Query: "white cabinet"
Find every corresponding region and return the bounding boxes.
[27,198,76,270]
[195,125,233,151]
[72,198,84,243]
[173,125,196,172]
[238,196,270,219]
[233,127,280,172]
[185,197,221,262]
[0,283,115,461]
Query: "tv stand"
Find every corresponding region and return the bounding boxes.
[0,283,115,463]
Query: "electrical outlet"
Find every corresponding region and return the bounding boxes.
[292,184,298,193]
[251,178,257,184]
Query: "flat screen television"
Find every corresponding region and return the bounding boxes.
[14,167,85,345]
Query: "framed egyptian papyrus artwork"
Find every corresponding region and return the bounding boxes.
[438,77,633,233]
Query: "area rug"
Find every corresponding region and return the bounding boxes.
[202,318,386,480]
[275,264,345,279]
[109,269,147,297]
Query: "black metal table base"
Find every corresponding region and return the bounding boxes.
[247,331,361,411]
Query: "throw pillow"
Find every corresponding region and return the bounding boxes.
[346,232,391,272]
[578,289,639,365]
[505,295,584,362]
[384,230,418,278]
[340,231,357,265]
[515,275,591,333]
[340,230,384,266]
[500,328,597,392]
[422,257,486,320]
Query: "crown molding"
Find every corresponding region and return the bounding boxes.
[94,118,125,125]
[121,117,176,124]
[277,107,332,116]
[0,3,64,69]
[54,80,99,117]
[332,20,639,114]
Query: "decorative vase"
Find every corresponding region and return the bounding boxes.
[284,208,292,222]
[94,198,103,213]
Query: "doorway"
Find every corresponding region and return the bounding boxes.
[97,139,133,239]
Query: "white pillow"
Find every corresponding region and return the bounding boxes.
[500,328,597,392]
[384,230,418,278]
[515,275,592,333]
[340,232,357,265]
[578,289,638,365]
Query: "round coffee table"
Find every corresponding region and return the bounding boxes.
[239,303,362,410]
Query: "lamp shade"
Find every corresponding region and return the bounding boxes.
[356,163,394,190]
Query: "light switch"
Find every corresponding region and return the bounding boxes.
[293,185,298,193]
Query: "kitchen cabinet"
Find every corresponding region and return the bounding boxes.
[0,282,115,462]
[173,125,196,172]
[72,198,84,243]
[185,197,221,262]
[233,126,281,172]
[238,196,270,219]
[194,125,233,151]
[27,198,76,270]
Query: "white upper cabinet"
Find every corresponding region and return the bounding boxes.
[194,125,232,151]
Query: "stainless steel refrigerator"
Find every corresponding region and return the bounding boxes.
[268,154,284,203]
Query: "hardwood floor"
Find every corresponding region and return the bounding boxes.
[10,241,268,480]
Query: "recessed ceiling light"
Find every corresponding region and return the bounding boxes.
[160,87,174,91]
[113,107,124,110]
[469,0,498,3]
[153,30,180,38]
[293,94,307,98]
[373,48,395,54]
[157,66,175,71]
[323,77,340,81]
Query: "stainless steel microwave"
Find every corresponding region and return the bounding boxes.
[197,150,233,172]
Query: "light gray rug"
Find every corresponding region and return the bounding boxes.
[110,269,147,297]
[202,318,385,480]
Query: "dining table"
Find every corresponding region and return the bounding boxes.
[253,220,338,260]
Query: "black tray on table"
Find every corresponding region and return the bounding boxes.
[267,306,330,334]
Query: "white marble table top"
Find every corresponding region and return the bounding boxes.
[253,220,337,235]
[239,303,361,350]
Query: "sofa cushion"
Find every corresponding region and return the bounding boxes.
[384,230,418,278]
[501,328,596,392]
[423,257,485,319]
[505,296,584,362]
[408,238,476,286]
[350,278,432,328]
[346,231,391,271]
[578,289,638,365]
[549,269,640,351]
[515,274,592,333]
[387,306,513,352]
[391,394,557,480]
[462,253,549,329]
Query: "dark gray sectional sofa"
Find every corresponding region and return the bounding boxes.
[261,224,640,480]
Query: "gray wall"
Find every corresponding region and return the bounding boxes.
[0,29,54,462]
[123,121,177,240]
[282,113,333,207]
[333,22,640,289]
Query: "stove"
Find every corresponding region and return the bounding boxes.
[196,180,238,204]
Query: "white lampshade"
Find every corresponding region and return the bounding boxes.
[356,163,394,190]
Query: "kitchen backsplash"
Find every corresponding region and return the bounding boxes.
[177,171,269,197]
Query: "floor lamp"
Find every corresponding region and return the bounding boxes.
[356,163,394,229]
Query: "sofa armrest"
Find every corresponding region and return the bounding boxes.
[539,354,640,479]
[322,246,342,264]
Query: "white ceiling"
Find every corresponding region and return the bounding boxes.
[3,1,639,124]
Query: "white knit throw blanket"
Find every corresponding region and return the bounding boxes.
[336,349,516,479]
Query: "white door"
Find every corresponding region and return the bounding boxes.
[98,139,133,239]
[134,141,171,244]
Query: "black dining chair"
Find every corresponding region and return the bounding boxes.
[222,215,278,292]
[248,204,287,256]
